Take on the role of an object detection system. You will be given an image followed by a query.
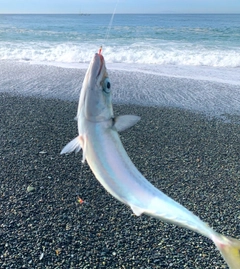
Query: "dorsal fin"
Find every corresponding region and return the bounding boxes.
[61,136,82,155]
[61,135,87,163]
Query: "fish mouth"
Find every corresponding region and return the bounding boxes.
[91,52,104,78]
[94,52,108,86]
[87,51,108,91]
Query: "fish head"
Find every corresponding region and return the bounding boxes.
[78,52,113,122]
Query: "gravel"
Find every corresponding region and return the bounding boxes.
[0,93,239,268]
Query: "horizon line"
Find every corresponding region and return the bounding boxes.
[1,12,240,15]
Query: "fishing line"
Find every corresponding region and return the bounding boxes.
[103,0,119,44]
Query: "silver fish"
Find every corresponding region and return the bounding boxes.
[61,51,240,269]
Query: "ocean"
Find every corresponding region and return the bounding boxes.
[0,14,240,118]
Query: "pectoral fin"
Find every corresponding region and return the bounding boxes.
[114,115,141,132]
[61,136,82,155]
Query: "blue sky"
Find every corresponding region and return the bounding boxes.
[1,0,240,14]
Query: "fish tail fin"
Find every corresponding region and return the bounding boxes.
[212,233,240,269]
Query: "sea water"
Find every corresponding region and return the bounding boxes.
[0,14,240,118]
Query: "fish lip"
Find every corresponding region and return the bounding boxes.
[96,53,104,77]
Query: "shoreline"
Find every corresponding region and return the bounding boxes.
[1,60,240,120]
[0,94,239,268]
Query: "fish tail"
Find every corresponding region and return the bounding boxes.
[212,233,240,269]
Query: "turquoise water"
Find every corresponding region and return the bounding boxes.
[1,14,240,67]
[0,14,240,117]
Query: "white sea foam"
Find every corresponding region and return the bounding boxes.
[1,41,240,89]
[1,42,240,68]
[1,14,239,122]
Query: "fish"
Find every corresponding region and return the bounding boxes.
[61,51,240,269]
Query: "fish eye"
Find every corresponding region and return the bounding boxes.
[103,78,111,93]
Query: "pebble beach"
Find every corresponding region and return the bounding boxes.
[0,93,239,269]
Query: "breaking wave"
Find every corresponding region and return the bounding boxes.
[1,42,240,68]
